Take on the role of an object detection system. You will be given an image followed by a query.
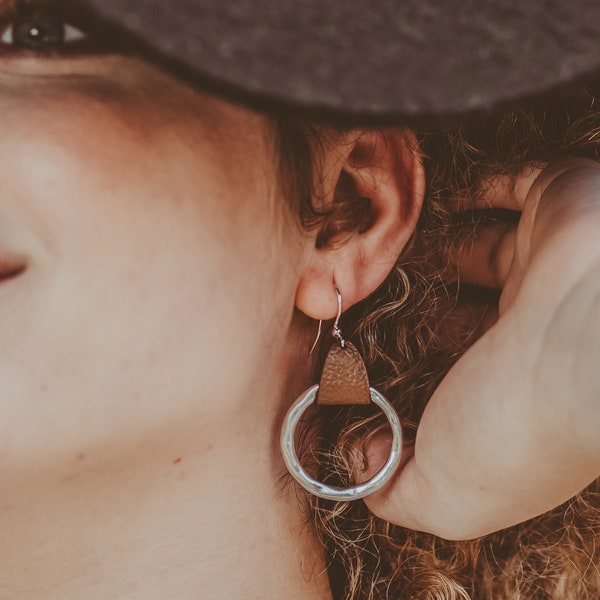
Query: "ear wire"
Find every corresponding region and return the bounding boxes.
[309,319,323,357]
[332,287,346,348]
[308,286,345,356]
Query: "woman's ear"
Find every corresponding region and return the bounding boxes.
[296,129,425,320]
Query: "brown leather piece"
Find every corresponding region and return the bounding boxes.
[317,341,371,405]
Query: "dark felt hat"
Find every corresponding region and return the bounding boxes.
[84,0,600,123]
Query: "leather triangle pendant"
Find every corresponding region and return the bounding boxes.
[317,341,371,405]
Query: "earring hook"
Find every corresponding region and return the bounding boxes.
[308,287,345,356]
[332,287,346,348]
[308,319,323,357]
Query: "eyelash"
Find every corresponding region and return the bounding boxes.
[0,0,99,55]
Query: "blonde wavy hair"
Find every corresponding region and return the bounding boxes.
[275,86,600,600]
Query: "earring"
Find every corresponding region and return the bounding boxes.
[280,288,402,501]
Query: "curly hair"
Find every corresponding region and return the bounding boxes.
[274,86,600,600]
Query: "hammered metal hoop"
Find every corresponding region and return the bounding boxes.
[280,384,402,501]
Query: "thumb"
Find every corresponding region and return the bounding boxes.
[357,433,486,541]
[355,432,431,533]
[356,434,428,532]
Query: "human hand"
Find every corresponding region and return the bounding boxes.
[362,158,600,540]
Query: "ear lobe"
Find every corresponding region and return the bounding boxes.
[296,129,425,321]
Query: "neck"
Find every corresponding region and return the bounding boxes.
[1,394,331,599]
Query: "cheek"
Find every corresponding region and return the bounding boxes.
[0,87,301,465]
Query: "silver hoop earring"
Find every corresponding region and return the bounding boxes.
[280,289,402,501]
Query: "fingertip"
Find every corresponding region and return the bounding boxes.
[356,434,418,526]
[355,431,394,483]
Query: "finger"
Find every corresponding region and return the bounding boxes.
[437,293,500,345]
[360,445,479,540]
[456,221,517,288]
[449,165,542,213]
[361,451,429,531]
[358,432,414,482]
[356,434,427,531]
[357,435,449,536]
[360,437,494,540]
[479,167,541,211]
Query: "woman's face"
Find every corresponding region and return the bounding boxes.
[0,3,308,475]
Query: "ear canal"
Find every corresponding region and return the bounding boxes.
[315,171,376,249]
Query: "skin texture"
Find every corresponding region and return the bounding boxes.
[0,52,328,599]
[0,14,425,599]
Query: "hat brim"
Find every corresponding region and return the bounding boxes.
[83,0,600,122]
